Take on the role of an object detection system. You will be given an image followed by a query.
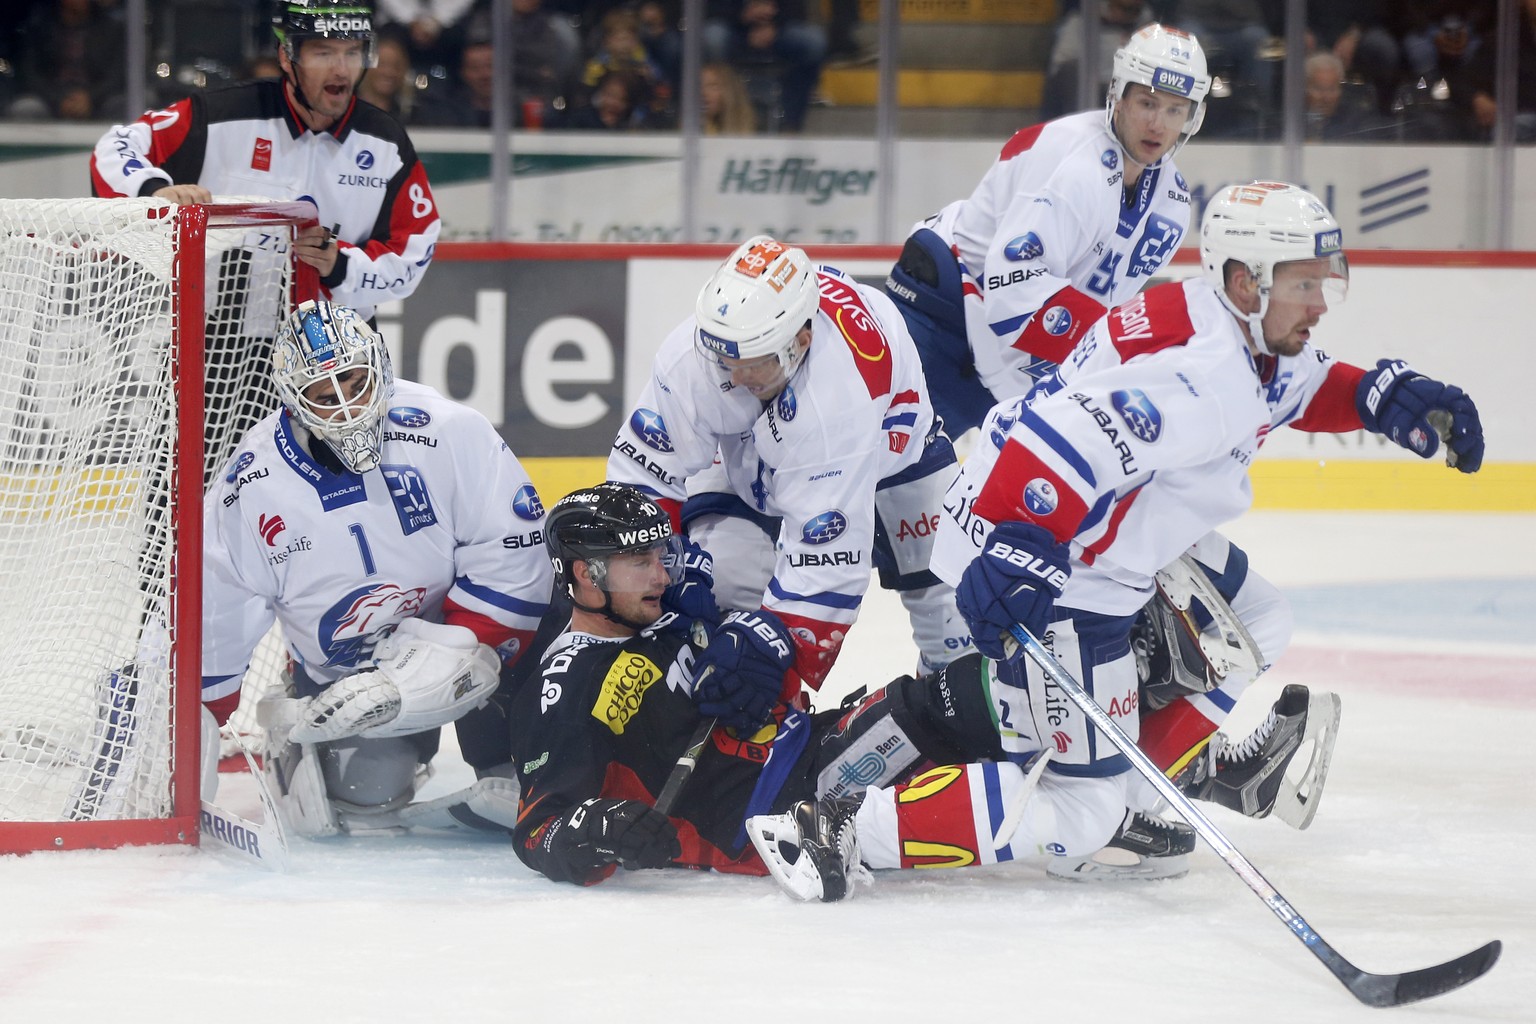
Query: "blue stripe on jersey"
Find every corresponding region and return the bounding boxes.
[766,577,863,610]
[201,673,241,692]
[1204,686,1239,714]
[984,762,1013,863]
[881,411,918,430]
[1019,405,1097,487]
[452,576,548,618]
[989,311,1030,337]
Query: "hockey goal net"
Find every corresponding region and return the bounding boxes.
[0,197,316,853]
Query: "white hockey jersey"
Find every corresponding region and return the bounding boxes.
[607,266,934,683]
[932,278,1368,616]
[923,110,1193,399]
[202,380,551,711]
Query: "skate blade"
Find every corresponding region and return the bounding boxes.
[1046,849,1190,883]
[1273,690,1342,830]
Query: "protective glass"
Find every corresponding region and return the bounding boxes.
[1269,253,1350,306]
[294,39,376,71]
[586,534,687,595]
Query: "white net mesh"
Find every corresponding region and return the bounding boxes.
[0,198,302,832]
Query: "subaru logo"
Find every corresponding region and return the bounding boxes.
[1111,388,1163,443]
[776,386,797,422]
[388,407,431,428]
[512,484,545,521]
[629,408,674,453]
[225,451,255,483]
[1004,232,1045,262]
[801,509,848,545]
[1101,149,1119,170]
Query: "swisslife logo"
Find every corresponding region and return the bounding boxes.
[252,138,272,173]
[259,513,286,546]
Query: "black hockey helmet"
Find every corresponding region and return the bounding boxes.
[545,483,683,607]
[272,0,377,66]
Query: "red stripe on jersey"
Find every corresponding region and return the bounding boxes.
[775,610,845,692]
[890,388,920,406]
[144,99,197,166]
[370,159,437,262]
[204,690,241,727]
[970,437,1089,544]
[1011,284,1106,363]
[1138,699,1220,775]
[601,763,767,876]
[817,273,893,399]
[1290,360,1368,433]
[1076,484,1144,567]
[1107,282,1197,361]
[999,121,1047,161]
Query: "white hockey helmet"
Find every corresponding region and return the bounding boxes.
[1200,181,1349,350]
[695,235,820,379]
[1107,24,1211,164]
[272,299,393,473]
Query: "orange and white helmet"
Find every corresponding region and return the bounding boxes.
[695,236,820,378]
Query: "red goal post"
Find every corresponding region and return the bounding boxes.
[0,198,317,854]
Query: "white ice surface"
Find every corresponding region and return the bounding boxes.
[2,512,1533,1022]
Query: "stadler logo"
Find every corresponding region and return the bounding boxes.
[356,150,375,170]
[512,484,545,521]
[225,451,255,483]
[776,385,797,422]
[801,509,848,545]
[1041,305,1074,336]
[1101,149,1119,170]
[1003,232,1045,262]
[630,408,674,452]
[388,407,431,428]
[1023,478,1059,516]
[1111,388,1164,443]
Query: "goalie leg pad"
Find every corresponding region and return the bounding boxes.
[343,774,523,833]
[320,734,427,809]
[264,738,341,839]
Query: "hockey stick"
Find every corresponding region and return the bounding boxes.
[654,715,715,816]
[1007,623,1500,1008]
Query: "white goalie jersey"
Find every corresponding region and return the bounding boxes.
[201,379,552,715]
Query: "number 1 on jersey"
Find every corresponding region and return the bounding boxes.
[349,523,378,576]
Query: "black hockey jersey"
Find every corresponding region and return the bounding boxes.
[510,613,813,885]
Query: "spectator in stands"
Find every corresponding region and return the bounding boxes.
[581,6,671,125]
[1466,0,1536,142]
[1175,0,1274,101]
[461,0,581,127]
[703,0,827,132]
[1306,0,1402,116]
[1040,0,1152,120]
[1390,2,1488,141]
[552,67,647,129]
[242,52,285,81]
[356,26,415,118]
[376,0,479,71]
[1303,50,1382,139]
[702,60,758,133]
[636,0,683,92]
[9,0,127,121]
[413,37,497,126]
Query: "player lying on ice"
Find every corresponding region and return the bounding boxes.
[509,483,1323,891]
[748,181,1486,900]
[200,299,552,837]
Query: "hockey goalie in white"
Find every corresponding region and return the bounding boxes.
[201,300,551,838]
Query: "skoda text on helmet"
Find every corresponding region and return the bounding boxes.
[1106,24,1211,167]
[272,299,394,473]
[544,483,685,629]
[1200,180,1350,355]
[273,0,378,66]
[695,235,820,391]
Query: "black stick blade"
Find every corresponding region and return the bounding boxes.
[1347,940,1502,1008]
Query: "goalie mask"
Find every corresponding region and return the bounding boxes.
[1106,24,1210,167]
[1201,181,1349,355]
[273,299,393,473]
[695,236,820,399]
[545,483,685,630]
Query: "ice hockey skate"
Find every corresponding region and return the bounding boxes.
[1183,683,1342,829]
[747,796,871,902]
[1046,810,1197,882]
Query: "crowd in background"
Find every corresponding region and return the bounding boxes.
[2,0,1534,140]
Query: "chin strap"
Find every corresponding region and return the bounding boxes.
[1216,282,1273,356]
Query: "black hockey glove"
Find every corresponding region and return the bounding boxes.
[546,798,681,877]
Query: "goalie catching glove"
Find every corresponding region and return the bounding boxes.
[1356,358,1484,472]
[283,617,501,743]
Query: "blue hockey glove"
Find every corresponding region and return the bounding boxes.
[661,537,720,629]
[1357,359,1485,473]
[692,609,794,732]
[956,520,1071,660]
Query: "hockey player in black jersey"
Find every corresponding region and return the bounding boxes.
[511,483,1183,891]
